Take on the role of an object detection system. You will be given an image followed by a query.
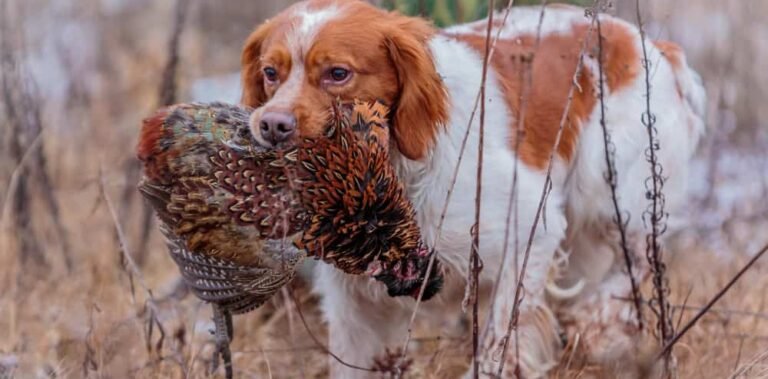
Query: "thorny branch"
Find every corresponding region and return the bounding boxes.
[595,14,644,330]
[635,0,674,367]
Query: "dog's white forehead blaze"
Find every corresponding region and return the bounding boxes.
[286,4,342,61]
[256,3,341,121]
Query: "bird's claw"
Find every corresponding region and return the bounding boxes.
[209,305,234,379]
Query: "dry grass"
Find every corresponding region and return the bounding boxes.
[1,0,767,378]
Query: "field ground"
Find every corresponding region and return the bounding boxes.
[1,0,767,378]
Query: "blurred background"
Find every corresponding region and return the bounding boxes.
[0,0,766,377]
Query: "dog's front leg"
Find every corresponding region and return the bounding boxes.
[468,185,569,379]
[315,264,413,379]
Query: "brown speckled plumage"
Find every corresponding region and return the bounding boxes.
[137,100,443,378]
[296,101,442,298]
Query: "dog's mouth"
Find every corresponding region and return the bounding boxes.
[250,135,298,152]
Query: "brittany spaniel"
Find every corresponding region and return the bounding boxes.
[240,0,705,377]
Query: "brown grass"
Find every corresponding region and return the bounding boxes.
[1,0,767,378]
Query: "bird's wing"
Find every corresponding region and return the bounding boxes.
[160,225,301,314]
[138,180,176,225]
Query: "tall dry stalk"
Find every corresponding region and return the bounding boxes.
[595,13,644,330]
[468,1,495,377]
[635,0,674,371]
[394,0,531,374]
[496,2,601,376]
[119,0,192,267]
[0,0,73,273]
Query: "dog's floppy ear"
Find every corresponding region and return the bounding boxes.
[384,14,448,160]
[241,21,274,107]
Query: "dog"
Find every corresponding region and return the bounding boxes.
[239,1,705,377]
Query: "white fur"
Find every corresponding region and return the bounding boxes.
[254,3,705,378]
[443,5,588,39]
[319,29,570,379]
[289,3,341,54]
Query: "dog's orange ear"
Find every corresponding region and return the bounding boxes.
[241,21,274,108]
[384,14,448,160]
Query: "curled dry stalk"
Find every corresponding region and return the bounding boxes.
[595,14,644,330]
[635,0,674,370]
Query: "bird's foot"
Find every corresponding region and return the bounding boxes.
[209,305,234,379]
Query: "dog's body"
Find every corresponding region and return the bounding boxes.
[240,1,705,377]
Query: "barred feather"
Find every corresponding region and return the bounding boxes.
[161,224,300,314]
[137,100,443,313]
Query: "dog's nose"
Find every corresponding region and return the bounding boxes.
[258,111,296,145]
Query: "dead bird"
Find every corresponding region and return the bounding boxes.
[137,100,443,378]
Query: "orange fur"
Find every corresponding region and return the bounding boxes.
[241,18,280,107]
[382,14,448,160]
[448,32,595,169]
[589,21,640,93]
[653,40,684,70]
[653,40,686,98]
[446,19,639,169]
[240,0,447,160]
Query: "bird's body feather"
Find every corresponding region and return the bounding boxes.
[136,100,443,377]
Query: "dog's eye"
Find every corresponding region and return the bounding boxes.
[329,67,350,83]
[263,67,278,83]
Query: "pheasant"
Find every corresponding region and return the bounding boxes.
[137,100,443,378]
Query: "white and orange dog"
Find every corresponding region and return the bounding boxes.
[240,1,705,377]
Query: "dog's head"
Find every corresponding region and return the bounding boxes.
[241,0,447,160]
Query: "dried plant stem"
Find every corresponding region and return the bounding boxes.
[282,288,307,379]
[635,0,674,368]
[158,0,190,107]
[668,303,768,321]
[122,0,191,267]
[467,2,495,377]
[482,0,542,349]
[287,288,375,373]
[595,14,644,329]
[658,241,768,359]
[479,3,548,372]
[2,67,46,271]
[0,132,42,231]
[1,0,72,271]
[396,1,534,374]
[730,347,768,379]
[99,169,167,358]
[496,2,600,376]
